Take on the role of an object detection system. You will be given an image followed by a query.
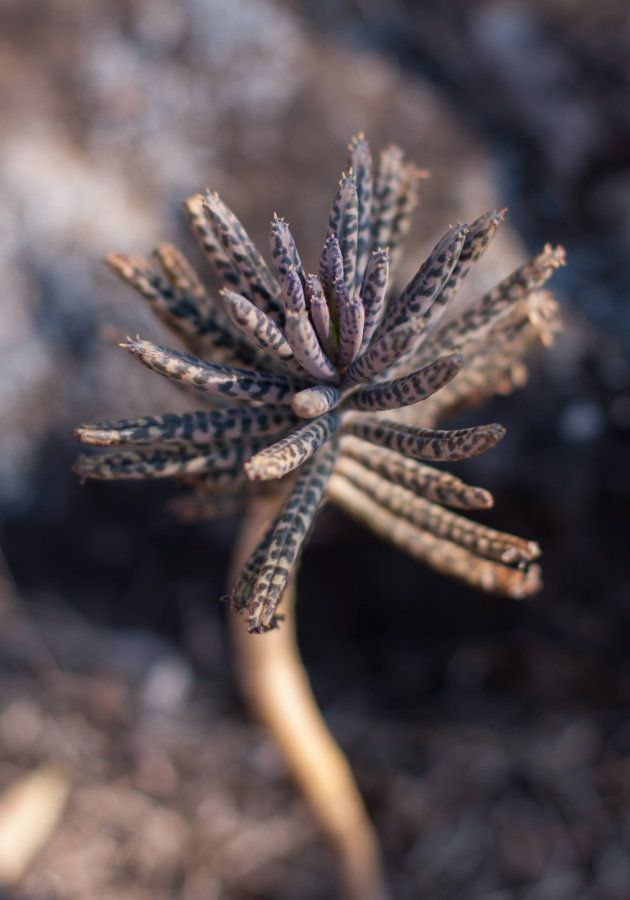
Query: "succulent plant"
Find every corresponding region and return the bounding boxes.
[74,134,563,634]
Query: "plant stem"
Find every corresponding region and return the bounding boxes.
[228,488,390,900]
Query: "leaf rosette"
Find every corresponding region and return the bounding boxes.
[75,135,563,632]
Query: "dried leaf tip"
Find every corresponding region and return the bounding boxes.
[118,335,140,350]
[544,244,567,267]
[348,131,366,149]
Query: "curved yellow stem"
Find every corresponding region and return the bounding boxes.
[229,490,389,900]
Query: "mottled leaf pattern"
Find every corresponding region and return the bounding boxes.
[75,404,297,447]
[358,247,390,354]
[334,456,539,565]
[342,317,426,388]
[221,289,306,376]
[75,441,262,481]
[329,474,542,599]
[106,252,265,368]
[328,173,359,297]
[202,191,283,319]
[229,523,277,612]
[377,224,468,336]
[280,266,308,314]
[306,274,336,358]
[269,215,306,288]
[424,210,506,328]
[406,292,561,426]
[370,144,405,253]
[331,275,350,323]
[79,134,563,618]
[123,337,309,403]
[336,297,365,370]
[342,413,506,461]
[244,413,340,482]
[233,445,337,632]
[318,236,345,327]
[184,194,243,291]
[343,354,463,412]
[106,253,205,339]
[425,244,565,358]
[348,134,372,294]
[283,311,338,382]
[387,162,427,277]
[154,243,210,309]
[339,436,494,509]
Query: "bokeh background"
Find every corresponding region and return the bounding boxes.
[1,1,629,897]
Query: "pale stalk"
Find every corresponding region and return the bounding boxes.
[228,486,390,900]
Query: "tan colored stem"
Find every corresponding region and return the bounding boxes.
[229,489,389,900]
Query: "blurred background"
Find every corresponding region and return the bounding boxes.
[0,1,629,897]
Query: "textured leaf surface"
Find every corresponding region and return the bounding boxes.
[106,252,266,368]
[319,235,344,316]
[343,354,463,412]
[342,413,505,461]
[329,474,542,599]
[336,298,365,369]
[283,312,338,382]
[184,194,243,291]
[75,442,260,481]
[306,274,336,358]
[378,224,468,336]
[423,210,506,328]
[233,445,337,632]
[74,404,297,447]
[348,133,372,294]
[334,456,539,565]
[269,215,306,288]
[123,337,309,402]
[328,173,359,296]
[202,191,283,319]
[222,290,306,376]
[339,436,493,509]
[244,413,340,482]
[154,243,210,309]
[358,247,389,354]
[342,317,426,388]
[426,244,565,358]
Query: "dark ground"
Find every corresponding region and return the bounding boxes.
[0,1,629,898]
